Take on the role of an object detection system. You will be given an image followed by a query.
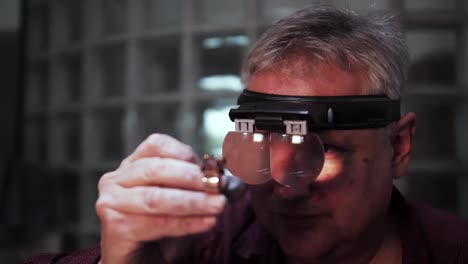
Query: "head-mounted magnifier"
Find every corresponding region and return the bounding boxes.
[222,90,400,187]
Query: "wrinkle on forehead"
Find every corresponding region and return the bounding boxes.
[247,56,368,97]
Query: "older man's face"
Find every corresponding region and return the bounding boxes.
[246,60,401,259]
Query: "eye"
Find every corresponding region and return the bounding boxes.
[323,144,342,153]
[323,144,332,152]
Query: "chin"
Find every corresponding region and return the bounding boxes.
[274,226,335,259]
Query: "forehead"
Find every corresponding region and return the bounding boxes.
[246,59,379,142]
[247,58,367,97]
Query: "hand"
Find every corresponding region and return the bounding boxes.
[96,134,227,264]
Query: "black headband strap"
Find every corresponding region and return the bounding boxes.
[230,90,401,130]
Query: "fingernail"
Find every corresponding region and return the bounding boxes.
[208,196,226,213]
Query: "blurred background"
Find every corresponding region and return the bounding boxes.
[0,0,468,262]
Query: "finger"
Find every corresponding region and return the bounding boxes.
[120,134,199,168]
[115,157,207,191]
[101,209,217,241]
[98,186,227,216]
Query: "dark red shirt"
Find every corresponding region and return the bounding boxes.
[23,188,468,264]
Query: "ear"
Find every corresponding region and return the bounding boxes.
[391,112,416,179]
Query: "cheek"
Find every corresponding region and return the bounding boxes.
[316,147,388,187]
[321,157,376,231]
[316,154,381,211]
[330,153,393,227]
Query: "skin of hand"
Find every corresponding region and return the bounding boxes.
[95,134,227,264]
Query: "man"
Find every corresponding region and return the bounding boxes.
[25,5,468,264]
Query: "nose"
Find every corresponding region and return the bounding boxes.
[273,180,310,200]
[269,140,293,185]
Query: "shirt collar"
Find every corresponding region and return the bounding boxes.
[390,187,431,264]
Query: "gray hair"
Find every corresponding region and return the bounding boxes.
[241,6,409,99]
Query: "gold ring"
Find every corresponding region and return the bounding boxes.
[202,176,220,192]
[201,154,224,193]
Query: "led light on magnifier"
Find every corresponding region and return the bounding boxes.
[253,133,264,142]
[291,135,303,144]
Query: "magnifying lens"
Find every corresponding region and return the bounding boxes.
[221,90,401,188]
